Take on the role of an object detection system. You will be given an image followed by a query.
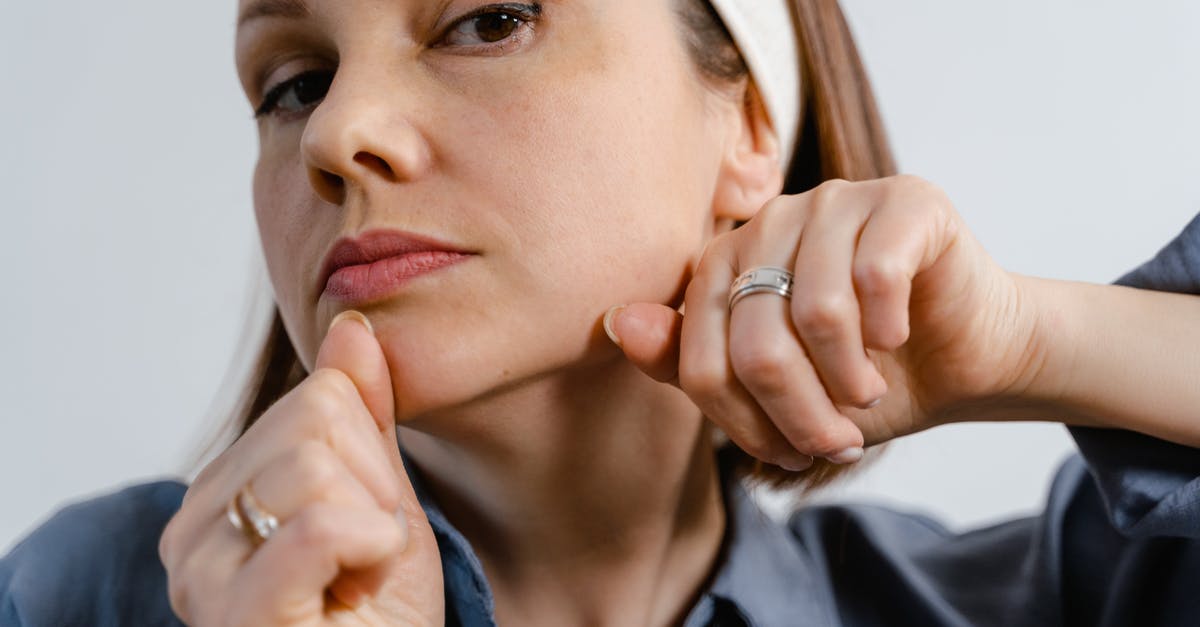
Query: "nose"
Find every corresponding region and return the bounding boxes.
[300,70,433,205]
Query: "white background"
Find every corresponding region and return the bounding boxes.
[3,1,1198,553]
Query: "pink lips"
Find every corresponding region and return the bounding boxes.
[319,229,475,304]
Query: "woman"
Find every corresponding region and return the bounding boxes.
[3,0,1198,625]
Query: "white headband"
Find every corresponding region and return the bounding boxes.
[706,0,802,170]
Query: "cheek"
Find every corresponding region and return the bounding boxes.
[252,151,325,365]
[363,38,721,417]
[450,30,718,290]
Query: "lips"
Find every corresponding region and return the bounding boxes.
[318,229,475,303]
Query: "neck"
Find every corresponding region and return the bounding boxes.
[398,358,726,626]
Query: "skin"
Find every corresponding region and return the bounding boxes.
[157,0,1200,625]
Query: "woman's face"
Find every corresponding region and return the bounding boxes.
[235,0,750,419]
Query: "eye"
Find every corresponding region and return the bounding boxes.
[254,70,334,119]
[439,3,542,49]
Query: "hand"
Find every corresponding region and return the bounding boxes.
[159,312,443,626]
[605,176,1041,470]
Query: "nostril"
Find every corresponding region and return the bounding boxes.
[320,170,342,190]
[353,151,396,181]
[307,167,346,205]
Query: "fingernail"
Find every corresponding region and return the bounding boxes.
[603,305,626,347]
[826,447,865,465]
[779,455,814,472]
[865,398,883,409]
[330,310,374,335]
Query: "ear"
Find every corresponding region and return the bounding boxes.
[711,80,785,224]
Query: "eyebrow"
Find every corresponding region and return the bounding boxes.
[238,0,311,27]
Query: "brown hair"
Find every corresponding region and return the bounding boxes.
[676,0,896,489]
[202,0,896,492]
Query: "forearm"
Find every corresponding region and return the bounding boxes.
[1017,275,1200,448]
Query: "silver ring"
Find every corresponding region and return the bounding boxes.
[729,266,794,310]
[226,484,279,547]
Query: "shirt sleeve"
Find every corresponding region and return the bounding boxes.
[1069,213,1200,539]
[0,480,188,627]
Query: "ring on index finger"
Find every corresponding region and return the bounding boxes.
[729,267,795,311]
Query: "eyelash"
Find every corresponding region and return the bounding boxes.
[253,2,543,119]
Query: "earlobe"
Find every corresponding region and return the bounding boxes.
[711,80,785,223]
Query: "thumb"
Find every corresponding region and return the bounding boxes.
[314,311,420,522]
[315,310,395,436]
[313,311,437,611]
[603,303,684,386]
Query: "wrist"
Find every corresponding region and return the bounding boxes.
[1008,275,1077,405]
[991,277,1200,437]
[937,274,1100,427]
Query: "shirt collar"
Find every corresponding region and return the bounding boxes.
[403,454,834,627]
[687,473,838,626]
[403,458,497,627]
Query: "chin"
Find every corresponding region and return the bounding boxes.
[374,311,608,428]
[376,326,524,421]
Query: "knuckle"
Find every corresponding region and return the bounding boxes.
[291,442,342,498]
[873,323,910,350]
[290,506,340,549]
[817,177,850,191]
[678,357,725,404]
[752,196,795,230]
[323,415,357,456]
[890,173,928,188]
[810,178,849,205]
[728,430,802,469]
[188,459,232,502]
[167,552,209,623]
[157,516,179,566]
[307,368,359,409]
[842,377,881,408]
[296,387,344,428]
[379,478,405,514]
[703,229,737,257]
[735,437,777,463]
[158,514,191,572]
[787,430,845,457]
[853,258,904,298]
[190,464,217,491]
[892,174,948,206]
[362,463,404,513]
[297,369,361,431]
[891,173,930,192]
[696,231,738,273]
[729,342,791,395]
[686,258,723,302]
[792,294,854,341]
[166,578,191,623]
[375,510,405,545]
[713,414,772,459]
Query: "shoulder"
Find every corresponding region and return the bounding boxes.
[787,495,1048,582]
[1,479,188,626]
[783,457,1094,626]
[786,455,1095,566]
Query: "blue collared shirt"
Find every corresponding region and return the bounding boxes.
[3,214,1199,626]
